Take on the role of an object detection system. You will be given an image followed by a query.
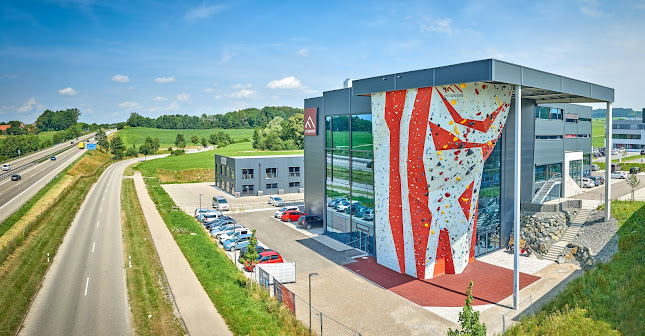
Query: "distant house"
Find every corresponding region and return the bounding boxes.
[0,123,25,134]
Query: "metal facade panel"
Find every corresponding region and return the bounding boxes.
[434,59,491,86]
[323,89,350,116]
[535,140,564,164]
[521,68,562,92]
[535,119,564,135]
[562,78,592,97]
[577,105,592,118]
[304,97,326,216]
[578,122,592,135]
[591,84,614,102]
[394,68,435,91]
[351,74,396,96]
[565,122,578,134]
[492,60,522,85]
[350,94,372,115]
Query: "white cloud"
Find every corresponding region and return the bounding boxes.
[232,83,252,89]
[155,76,176,84]
[58,87,78,96]
[266,76,305,89]
[579,0,603,17]
[112,74,130,83]
[18,97,37,113]
[229,89,256,99]
[420,17,452,35]
[85,108,94,114]
[154,96,167,101]
[220,49,233,63]
[119,101,140,110]
[297,48,309,57]
[204,84,218,93]
[166,101,180,111]
[184,4,227,21]
[177,93,191,102]
[215,95,222,100]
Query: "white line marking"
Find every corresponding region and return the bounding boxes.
[84,277,89,296]
[92,242,95,253]
[96,221,99,228]
[100,206,102,213]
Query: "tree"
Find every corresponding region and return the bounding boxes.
[191,135,199,145]
[139,144,151,159]
[175,134,186,148]
[201,137,207,148]
[626,173,641,201]
[110,136,125,159]
[126,146,139,157]
[447,281,486,336]
[242,230,260,267]
[153,138,160,154]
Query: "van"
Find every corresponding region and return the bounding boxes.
[1,164,10,171]
[212,196,230,211]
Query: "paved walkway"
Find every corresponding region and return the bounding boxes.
[133,172,232,336]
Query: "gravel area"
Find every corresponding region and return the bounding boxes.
[572,210,619,264]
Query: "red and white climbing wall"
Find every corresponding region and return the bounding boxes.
[372,82,513,279]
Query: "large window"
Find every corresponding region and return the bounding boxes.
[476,144,502,256]
[612,134,641,139]
[535,163,562,182]
[535,107,563,120]
[242,184,254,196]
[536,135,563,140]
[242,169,254,180]
[331,116,350,149]
[569,159,582,188]
[289,166,300,177]
[351,114,373,151]
[266,168,277,179]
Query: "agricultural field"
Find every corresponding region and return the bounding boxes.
[119,127,255,148]
[0,131,57,147]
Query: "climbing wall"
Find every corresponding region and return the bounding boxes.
[372,82,512,279]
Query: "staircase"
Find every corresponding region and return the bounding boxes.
[531,173,562,204]
[543,207,593,261]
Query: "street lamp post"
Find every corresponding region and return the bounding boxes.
[309,272,319,336]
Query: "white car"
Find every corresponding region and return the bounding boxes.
[611,171,628,179]
[268,196,285,207]
[582,178,595,188]
[219,228,250,244]
[1,164,10,171]
[591,164,600,171]
[275,206,299,218]
[337,200,359,212]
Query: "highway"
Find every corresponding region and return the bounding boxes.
[1,132,95,170]
[19,157,142,336]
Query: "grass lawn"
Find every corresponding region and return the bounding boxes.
[119,127,255,148]
[507,200,645,335]
[592,119,606,148]
[121,179,185,335]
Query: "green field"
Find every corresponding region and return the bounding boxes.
[0,131,57,147]
[119,127,255,148]
[592,119,606,148]
[136,142,303,176]
[326,131,373,151]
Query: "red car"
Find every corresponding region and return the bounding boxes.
[243,251,284,271]
[281,210,307,222]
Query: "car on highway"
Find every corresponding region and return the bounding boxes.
[2,164,10,171]
[50,156,56,161]
[281,210,307,222]
[243,251,284,271]
[11,174,21,181]
[274,206,299,218]
[297,215,323,229]
[590,176,604,185]
[268,196,285,207]
[611,171,628,179]
[223,234,253,251]
[327,197,347,208]
[211,223,244,237]
[219,228,251,244]
[630,167,641,174]
[70,141,74,144]
[582,178,595,188]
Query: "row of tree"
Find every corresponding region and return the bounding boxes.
[125,106,303,130]
[0,125,83,161]
[252,114,304,151]
[172,131,237,150]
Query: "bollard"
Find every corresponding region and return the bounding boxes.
[129,256,132,268]
[320,312,323,336]
[47,253,50,263]
[502,314,506,333]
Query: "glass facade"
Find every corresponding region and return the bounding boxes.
[475,144,502,256]
[535,107,563,120]
[569,159,582,188]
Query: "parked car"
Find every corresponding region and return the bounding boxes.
[268,196,285,207]
[238,246,272,263]
[346,203,363,214]
[582,178,595,188]
[337,200,358,212]
[243,251,284,271]
[630,167,641,174]
[641,150,645,155]
[210,223,244,237]
[281,210,307,222]
[194,208,211,218]
[327,197,347,208]
[212,196,230,211]
[205,218,235,230]
[590,176,604,185]
[223,234,253,251]
[274,206,299,218]
[11,174,21,181]
[219,228,251,244]
[1,164,10,171]
[356,207,373,218]
[611,171,628,179]
[591,164,600,171]
[297,215,323,229]
[198,211,223,223]
[363,209,374,221]
[50,156,56,161]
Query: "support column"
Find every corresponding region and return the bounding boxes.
[513,85,521,309]
[605,102,612,219]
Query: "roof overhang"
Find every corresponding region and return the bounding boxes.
[350,59,614,104]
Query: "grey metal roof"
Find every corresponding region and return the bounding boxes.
[351,59,614,103]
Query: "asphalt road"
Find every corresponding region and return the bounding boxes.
[19,158,141,336]
[1,132,95,170]
[573,172,645,200]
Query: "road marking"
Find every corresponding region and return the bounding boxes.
[100,206,102,213]
[84,277,89,296]
[92,241,95,253]
[96,221,99,228]
[102,196,105,201]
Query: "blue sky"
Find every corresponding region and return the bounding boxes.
[1,0,644,124]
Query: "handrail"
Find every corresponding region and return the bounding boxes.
[531,173,563,204]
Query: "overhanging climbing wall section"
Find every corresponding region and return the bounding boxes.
[372,82,512,279]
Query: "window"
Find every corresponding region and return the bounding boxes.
[230,168,234,179]
[535,107,563,120]
[289,166,300,177]
[242,184,254,196]
[613,124,632,129]
[579,118,591,122]
[535,163,562,182]
[613,134,641,139]
[535,165,547,182]
[266,168,277,179]
[242,169,254,180]
[535,135,563,140]
[565,118,578,123]
[565,134,576,138]
[289,182,300,188]
[576,134,590,138]
[266,183,278,189]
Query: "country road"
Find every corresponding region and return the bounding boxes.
[19,157,144,336]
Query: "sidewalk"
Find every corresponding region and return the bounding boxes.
[133,171,232,336]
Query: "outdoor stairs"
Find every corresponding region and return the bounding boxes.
[543,207,593,262]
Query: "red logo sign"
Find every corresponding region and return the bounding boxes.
[304,107,317,136]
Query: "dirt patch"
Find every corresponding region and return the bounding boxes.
[68,150,110,176]
[157,168,213,183]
